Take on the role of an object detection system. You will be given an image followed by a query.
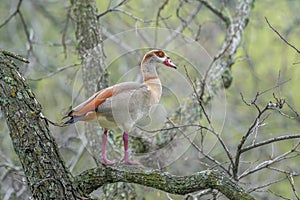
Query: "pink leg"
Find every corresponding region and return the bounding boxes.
[120,132,141,165]
[101,129,116,165]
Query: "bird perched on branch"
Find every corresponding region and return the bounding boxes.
[63,50,177,165]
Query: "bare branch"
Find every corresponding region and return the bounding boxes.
[113,8,153,23]
[0,0,23,29]
[0,0,32,56]
[241,134,300,153]
[265,17,300,54]
[97,0,128,18]
[161,2,202,48]
[285,101,300,117]
[233,103,270,179]
[201,36,234,97]
[166,118,231,175]
[18,7,33,56]
[61,5,72,58]
[268,189,292,200]
[239,142,300,179]
[28,63,80,81]
[267,166,299,176]
[247,176,288,193]
[197,0,230,25]
[184,66,234,169]
[287,173,300,200]
[155,0,169,27]
[184,65,211,125]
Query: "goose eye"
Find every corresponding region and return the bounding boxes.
[156,51,165,58]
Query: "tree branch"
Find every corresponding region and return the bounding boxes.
[197,0,230,25]
[97,0,128,19]
[239,142,300,180]
[0,0,23,29]
[28,63,80,81]
[233,104,270,179]
[241,134,300,153]
[76,165,254,200]
[265,17,300,54]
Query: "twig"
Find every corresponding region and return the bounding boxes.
[154,0,169,46]
[259,79,291,96]
[239,142,300,179]
[0,0,32,58]
[183,65,234,170]
[267,166,299,176]
[287,173,300,200]
[156,0,169,27]
[97,0,128,18]
[113,8,153,23]
[62,5,72,58]
[184,65,211,125]
[241,134,300,153]
[265,17,300,54]
[200,36,234,99]
[166,117,231,175]
[233,102,270,180]
[137,123,201,134]
[197,0,230,25]
[285,101,299,117]
[28,63,80,81]
[247,176,288,193]
[293,61,300,65]
[0,0,23,29]
[161,2,202,48]
[18,6,33,56]
[268,189,292,200]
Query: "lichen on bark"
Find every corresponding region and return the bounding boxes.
[0,52,86,199]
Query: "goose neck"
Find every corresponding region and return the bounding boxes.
[141,60,159,82]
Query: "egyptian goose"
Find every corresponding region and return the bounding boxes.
[63,50,177,165]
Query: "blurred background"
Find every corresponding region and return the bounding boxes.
[0,0,300,199]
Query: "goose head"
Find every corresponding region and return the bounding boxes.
[142,50,177,69]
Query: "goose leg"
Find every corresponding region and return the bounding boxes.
[120,132,141,165]
[101,129,117,165]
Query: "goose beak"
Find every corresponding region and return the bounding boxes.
[164,57,177,69]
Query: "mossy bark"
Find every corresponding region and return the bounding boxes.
[0,52,86,199]
[76,165,254,200]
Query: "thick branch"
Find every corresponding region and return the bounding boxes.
[76,165,254,200]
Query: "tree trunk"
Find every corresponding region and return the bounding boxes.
[70,0,107,165]
[0,52,86,199]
